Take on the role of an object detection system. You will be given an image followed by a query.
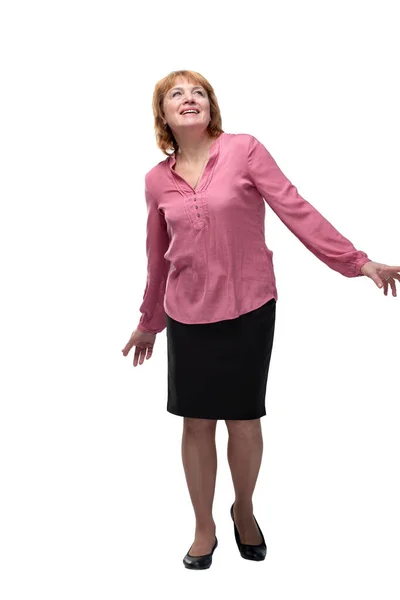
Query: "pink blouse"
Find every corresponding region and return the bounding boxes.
[136,132,371,334]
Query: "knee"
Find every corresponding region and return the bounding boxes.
[183,417,217,435]
[225,418,261,438]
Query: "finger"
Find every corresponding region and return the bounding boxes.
[133,346,141,367]
[123,330,141,355]
[139,348,147,365]
[383,279,389,296]
[146,347,153,360]
[382,266,400,274]
[383,277,397,296]
[122,344,130,356]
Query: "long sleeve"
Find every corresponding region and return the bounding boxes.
[136,179,170,334]
[247,135,371,277]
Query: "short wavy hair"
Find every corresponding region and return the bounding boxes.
[152,70,224,157]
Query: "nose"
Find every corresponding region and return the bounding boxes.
[183,91,196,102]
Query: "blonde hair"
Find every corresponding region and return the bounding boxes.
[152,70,224,157]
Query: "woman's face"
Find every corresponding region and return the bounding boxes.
[162,78,211,136]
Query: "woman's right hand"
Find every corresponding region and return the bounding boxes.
[121,328,157,367]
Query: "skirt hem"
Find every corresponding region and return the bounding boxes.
[166,408,267,420]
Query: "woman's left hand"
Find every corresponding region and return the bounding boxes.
[360,261,400,296]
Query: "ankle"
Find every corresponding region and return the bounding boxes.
[234,500,253,516]
[195,519,216,535]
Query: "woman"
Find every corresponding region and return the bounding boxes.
[122,70,399,570]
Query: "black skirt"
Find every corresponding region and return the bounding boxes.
[165,298,276,420]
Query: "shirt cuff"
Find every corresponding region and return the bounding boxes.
[354,256,371,277]
[137,323,155,334]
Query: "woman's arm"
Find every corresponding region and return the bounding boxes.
[136,178,170,334]
[247,134,371,277]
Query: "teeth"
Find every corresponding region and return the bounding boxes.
[182,110,198,114]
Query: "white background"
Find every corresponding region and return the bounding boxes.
[1,0,399,598]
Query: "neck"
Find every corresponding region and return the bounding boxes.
[174,131,215,165]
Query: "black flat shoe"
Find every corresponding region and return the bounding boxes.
[230,503,267,561]
[183,536,218,570]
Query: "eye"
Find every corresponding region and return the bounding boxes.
[172,90,205,97]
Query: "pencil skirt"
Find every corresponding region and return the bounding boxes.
[165,298,276,420]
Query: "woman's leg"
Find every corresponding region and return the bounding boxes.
[225,418,264,545]
[181,417,218,555]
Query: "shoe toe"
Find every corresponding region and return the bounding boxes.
[183,554,212,569]
[183,537,218,569]
[230,503,267,561]
[240,543,267,561]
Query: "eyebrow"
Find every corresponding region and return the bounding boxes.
[170,85,204,92]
